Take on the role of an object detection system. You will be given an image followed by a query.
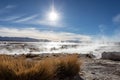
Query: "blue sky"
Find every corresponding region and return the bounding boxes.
[0,0,120,41]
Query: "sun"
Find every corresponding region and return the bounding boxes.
[47,0,60,22]
[48,10,59,21]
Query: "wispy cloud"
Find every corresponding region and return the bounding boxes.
[35,19,64,27]
[0,26,120,42]
[93,27,120,42]
[113,14,120,24]
[14,14,64,27]
[0,16,22,21]
[98,24,106,34]
[0,5,15,15]
[0,13,64,27]
[14,15,39,23]
[0,4,64,27]
[0,27,91,41]
[5,5,16,9]
[113,27,120,41]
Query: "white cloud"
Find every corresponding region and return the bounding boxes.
[113,14,120,24]
[0,16,22,21]
[0,26,120,42]
[0,27,91,41]
[0,14,64,27]
[112,28,120,41]
[5,5,16,9]
[14,15,38,23]
[35,19,64,27]
[93,31,120,42]
[0,5,64,27]
[14,14,64,27]
[0,5,15,15]
[98,24,106,34]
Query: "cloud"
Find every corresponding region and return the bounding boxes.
[93,30,120,42]
[112,27,120,41]
[0,16,22,21]
[0,26,120,42]
[0,27,91,41]
[5,5,16,9]
[113,14,120,24]
[0,5,15,15]
[0,13,64,27]
[14,14,64,27]
[35,19,64,27]
[0,14,37,22]
[0,4,64,27]
[14,15,38,23]
[98,25,106,34]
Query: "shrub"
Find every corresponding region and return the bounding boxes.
[0,64,16,80]
[55,55,81,80]
[0,54,81,80]
[17,60,55,80]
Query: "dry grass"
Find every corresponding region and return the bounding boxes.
[0,54,82,80]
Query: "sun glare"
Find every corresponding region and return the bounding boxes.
[48,10,59,21]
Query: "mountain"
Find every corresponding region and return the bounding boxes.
[0,37,50,42]
[61,40,92,43]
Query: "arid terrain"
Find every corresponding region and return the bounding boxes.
[1,0,120,80]
[0,53,120,80]
[80,58,120,80]
[0,42,120,80]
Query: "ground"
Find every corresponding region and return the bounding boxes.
[80,58,120,80]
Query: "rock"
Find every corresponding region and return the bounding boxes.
[102,52,120,61]
[86,54,96,59]
[78,54,96,59]
[74,74,84,80]
[91,72,95,74]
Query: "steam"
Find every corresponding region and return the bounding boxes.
[0,27,120,59]
[0,41,120,59]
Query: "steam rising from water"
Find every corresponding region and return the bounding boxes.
[0,41,120,59]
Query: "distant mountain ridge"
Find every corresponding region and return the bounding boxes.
[0,37,50,42]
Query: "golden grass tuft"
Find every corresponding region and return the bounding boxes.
[0,54,82,80]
